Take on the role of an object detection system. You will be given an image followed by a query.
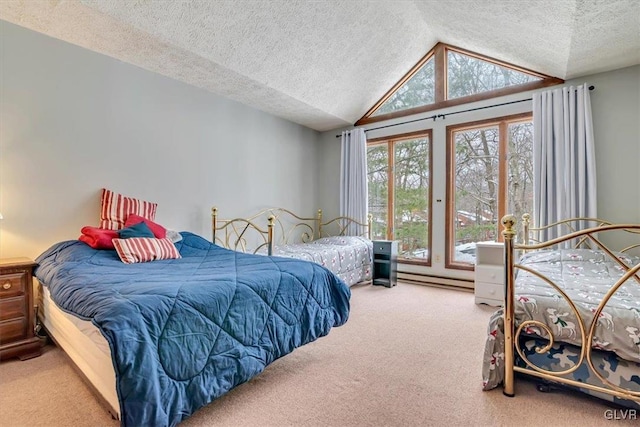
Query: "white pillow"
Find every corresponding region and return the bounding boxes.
[166,229,183,243]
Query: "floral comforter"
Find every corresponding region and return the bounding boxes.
[267,236,372,286]
[482,249,640,391]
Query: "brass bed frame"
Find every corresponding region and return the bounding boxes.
[501,214,640,406]
[211,207,373,255]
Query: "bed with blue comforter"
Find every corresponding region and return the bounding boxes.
[35,232,350,427]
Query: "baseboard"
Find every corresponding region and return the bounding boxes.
[398,272,473,291]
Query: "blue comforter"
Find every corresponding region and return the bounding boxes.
[35,232,350,427]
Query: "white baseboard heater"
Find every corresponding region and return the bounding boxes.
[397,271,473,290]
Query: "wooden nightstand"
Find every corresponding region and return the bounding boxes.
[0,257,42,361]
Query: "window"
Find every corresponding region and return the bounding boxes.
[446,114,533,269]
[447,50,541,99]
[373,56,435,116]
[359,42,557,274]
[357,43,561,126]
[368,131,432,264]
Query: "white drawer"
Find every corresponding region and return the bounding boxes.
[474,281,503,301]
[475,265,504,284]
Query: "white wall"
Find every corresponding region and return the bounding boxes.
[582,66,640,225]
[0,21,320,259]
[319,65,640,280]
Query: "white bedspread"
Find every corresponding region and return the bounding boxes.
[266,236,373,286]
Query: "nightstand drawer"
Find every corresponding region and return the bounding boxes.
[0,297,27,321]
[373,241,393,255]
[0,317,27,344]
[475,282,503,300]
[475,265,503,284]
[0,272,26,298]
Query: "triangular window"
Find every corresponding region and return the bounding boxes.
[357,43,562,126]
[373,57,435,116]
[447,50,541,99]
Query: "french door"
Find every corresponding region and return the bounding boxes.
[367,130,432,265]
[446,113,533,269]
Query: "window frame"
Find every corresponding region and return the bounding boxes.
[356,43,562,126]
[445,112,532,271]
[367,129,433,266]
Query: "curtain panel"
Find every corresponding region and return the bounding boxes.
[532,83,597,242]
[340,129,368,235]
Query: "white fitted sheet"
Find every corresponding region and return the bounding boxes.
[38,285,119,419]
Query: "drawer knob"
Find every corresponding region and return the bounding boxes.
[2,282,11,290]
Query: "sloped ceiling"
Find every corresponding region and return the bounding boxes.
[1,0,639,131]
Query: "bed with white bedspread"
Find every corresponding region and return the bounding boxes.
[212,207,373,286]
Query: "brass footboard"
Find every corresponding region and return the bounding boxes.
[501,214,640,404]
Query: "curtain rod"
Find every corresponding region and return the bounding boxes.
[335,85,595,138]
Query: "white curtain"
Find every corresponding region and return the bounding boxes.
[340,128,368,235]
[532,83,597,242]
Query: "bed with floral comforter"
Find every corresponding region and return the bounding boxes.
[482,249,640,408]
[266,236,373,286]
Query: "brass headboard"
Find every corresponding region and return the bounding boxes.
[264,207,318,245]
[212,207,373,254]
[212,207,317,255]
[318,213,373,240]
[212,207,275,255]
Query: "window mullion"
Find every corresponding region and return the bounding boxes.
[387,140,394,240]
[434,44,446,102]
[497,121,508,242]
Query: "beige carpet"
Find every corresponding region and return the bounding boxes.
[0,283,636,427]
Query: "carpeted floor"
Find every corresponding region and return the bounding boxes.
[0,283,636,426]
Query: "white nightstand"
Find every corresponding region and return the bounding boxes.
[474,242,504,306]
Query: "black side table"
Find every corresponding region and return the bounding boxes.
[372,240,398,287]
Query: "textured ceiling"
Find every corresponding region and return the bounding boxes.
[1,1,639,131]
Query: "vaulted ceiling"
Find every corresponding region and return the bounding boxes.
[2,1,639,131]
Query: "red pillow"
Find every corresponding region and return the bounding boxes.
[79,226,119,250]
[100,188,158,230]
[124,214,167,239]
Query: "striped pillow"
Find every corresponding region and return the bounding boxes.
[100,188,157,230]
[113,237,181,264]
